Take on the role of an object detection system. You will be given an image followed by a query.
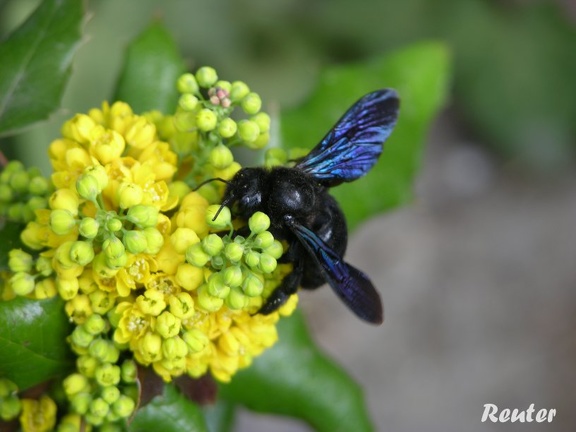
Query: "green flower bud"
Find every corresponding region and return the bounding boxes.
[178,93,199,111]
[215,80,232,92]
[218,118,238,138]
[84,313,106,335]
[103,237,125,260]
[50,209,76,235]
[77,355,98,377]
[196,108,218,132]
[8,249,33,273]
[63,373,90,396]
[253,230,275,249]
[241,92,262,115]
[238,119,260,142]
[185,242,210,267]
[195,66,218,88]
[9,170,29,193]
[222,265,243,287]
[182,328,209,353]
[27,196,48,212]
[90,397,110,418]
[196,285,224,312]
[138,332,162,362]
[101,386,121,405]
[248,211,270,234]
[244,250,260,268]
[264,240,284,259]
[0,184,13,202]
[35,255,53,277]
[205,204,231,229]
[95,363,121,387]
[242,273,264,297]
[246,131,269,150]
[69,240,95,266]
[10,272,35,296]
[76,174,100,200]
[0,378,18,398]
[126,204,159,228]
[70,325,94,348]
[251,112,271,133]
[202,233,225,256]
[259,253,277,273]
[168,181,191,201]
[156,311,181,339]
[79,217,100,239]
[208,144,234,169]
[226,287,248,310]
[162,336,188,360]
[0,395,21,421]
[224,242,244,262]
[7,202,24,221]
[121,359,138,383]
[106,217,123,233]
[28,176,50,195]
[123,230,147,254]
[57,277,80,300]
[230,81,250,101]
[207,272,230,298]
[117,182,143,209]
[143,227,164,254]
[111,395,135,418]
[177,73,199,94]
[169,292,195,319]
[104,253,127,270]
[83,165,109,190]
[70,392,92,415]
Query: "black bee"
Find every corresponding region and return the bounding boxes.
[216,90,399,324]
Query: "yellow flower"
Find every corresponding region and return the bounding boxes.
[19,395,57,432]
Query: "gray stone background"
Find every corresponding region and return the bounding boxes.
[235,112,576,431]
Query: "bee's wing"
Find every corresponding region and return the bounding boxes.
[295,89,399,187]
[286,217,383,324]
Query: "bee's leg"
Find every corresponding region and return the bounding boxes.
[258,254,303,315]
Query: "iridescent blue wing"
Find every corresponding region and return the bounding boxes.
[286,217,383,324]
[295,89,399,187]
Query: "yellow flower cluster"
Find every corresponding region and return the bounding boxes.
[9,98,296,385]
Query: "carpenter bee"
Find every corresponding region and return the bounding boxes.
[215,90,399,324]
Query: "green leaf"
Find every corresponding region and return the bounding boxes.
[129,383,208,432]
[0,296,73,390]
[0,0,84,137]
[220,311,374,432]
[114,22,186,114]
[281,42,451,231]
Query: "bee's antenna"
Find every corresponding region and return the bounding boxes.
[212,194,235,221]
[193,177,229,191]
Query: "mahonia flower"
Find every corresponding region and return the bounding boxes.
[1,67,298,430]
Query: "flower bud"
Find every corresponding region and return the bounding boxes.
[126,204,159,228]
[49,188,79,215]
[69,241,95,266]
[168,181,191,202]
[170,227,200,254]
[230,81,250,101]
[205,204,231,230]
[34,278,57,299]
[76,174,100,200]
[207,272,230,299]
[242,273,264,297]
[208,144,234,169]
[162,336,188,360]
[101,386,121,405]
[244,250,260,268]
[50,209,76,235]
[83,165,108,190]
[185,243,210,267]
[264,240,284,259]
[106,217,123,233]
[182,328,209,353]
[138,332,162,362]
[0,378,18,398]
[0,184,13,202]
[238,119,260,142]
[28,176,50,195]
[196,66,218,88]
[70,392,92,415]
[226,287,248,310]
[9,170,29,193]
[89,397,110,418]
[222,265,243,287]
[218,118,238,139]
[224,242,244,262]
[178,93,199,111]
[202,233,224,256]
[8,249,33,273]
[168,292,195,319]
[117,182,143,209]
[111,395,135,418]
[248,211,270,234]
[0,395,21,421]
[63,373,90,396]
[121,359,138,383]
[175,263,204,291]
[196,108,218,132]
[252,112,271,133]
[84,313,106,335]
[241,92,262,115]
[70,325,94,348]
[253,230,274,249]
[136,289,166,316]
[196,285,224,312]
[123,230,147,254]
[27,196,47,212]
[142,227,164,254]
[95,363,121,387]
[57,277,80,300]
[259,253,277,273]
[155,311,181,339]
[177,73,199,94]
[10,272,35,296]
[103,237,125,260]
[79,217,100,239]
[246,131,269,150]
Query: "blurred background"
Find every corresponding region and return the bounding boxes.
[1,0,575,430]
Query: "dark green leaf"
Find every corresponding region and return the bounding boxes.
[282,42,451,231]
[0,220,25,271]
[220,311,374,432]
[0,0,84,136]
[0,296,73,390]
[202,399,236,432]
[129,383,208,432]
[114,22,186,114]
